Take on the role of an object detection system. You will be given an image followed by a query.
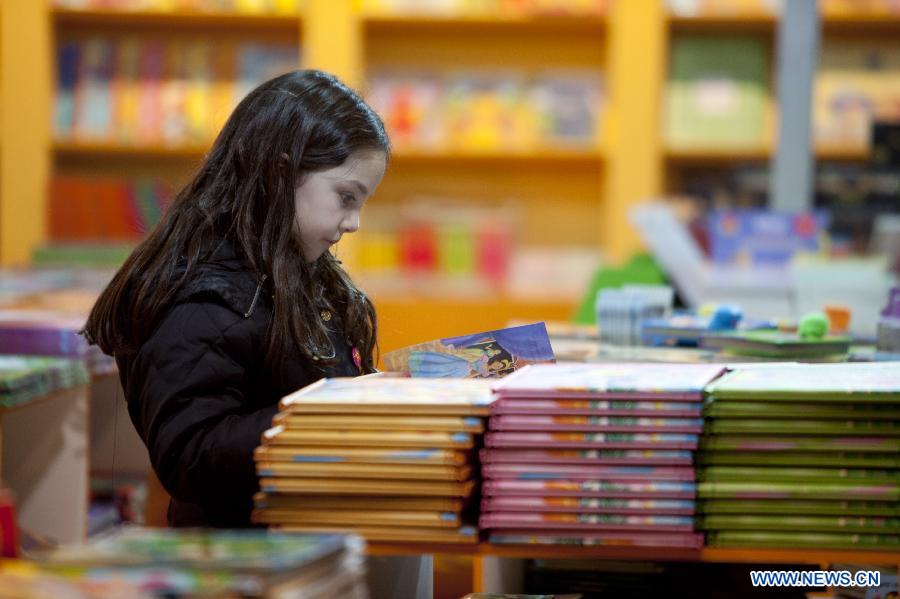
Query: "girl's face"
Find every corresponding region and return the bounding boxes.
[293,150,387,262]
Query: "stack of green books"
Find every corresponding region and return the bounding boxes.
[697,363,900,550]
[0,355,89,409]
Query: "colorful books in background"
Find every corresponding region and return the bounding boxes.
[54,37,299,147]
[0,356,90,409]
[253,377,493,543]
[707,210,829,267]
[360,0,608,16]
[665,36,768,148]
[53,0,304,13]
[48,175,173,242]
[383,322,555,378]
[33,526,366,598]
[368,69,604,152]
[814,40,900,148]
[480,363,724,548]
[357,200,517,286]
[698,362,900,550]
[0,310,116,375]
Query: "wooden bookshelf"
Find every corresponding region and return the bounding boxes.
[368,542,900,566]
[367,541,900,592]
[53,141,209,161]
[665,145,870,165]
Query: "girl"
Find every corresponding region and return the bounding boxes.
[84,70,389,528]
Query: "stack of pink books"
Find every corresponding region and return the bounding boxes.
[480,363,725,548]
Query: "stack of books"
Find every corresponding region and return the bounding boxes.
[34,526,366,598]
[0,310,115,376]
[479,363,724,548]
[698,363,900,550]
[253,377,494,544]
[0,356,89,409]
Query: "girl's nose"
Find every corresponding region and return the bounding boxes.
[342,211,360,233]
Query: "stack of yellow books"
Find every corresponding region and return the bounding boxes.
[253,376,495,543]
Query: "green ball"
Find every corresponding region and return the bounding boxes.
[799,312,829,340]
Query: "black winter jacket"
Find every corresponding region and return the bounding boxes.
[116,244,359,527]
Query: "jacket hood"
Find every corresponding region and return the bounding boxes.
[174,241,267,318]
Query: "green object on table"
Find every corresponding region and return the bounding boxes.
[799,311,829,340]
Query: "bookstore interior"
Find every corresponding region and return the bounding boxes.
[1,0,900,597]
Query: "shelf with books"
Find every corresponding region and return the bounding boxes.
[391,148,606,167]
[666,13,777,33]
[51,7,302,31]
[53,141,208,160]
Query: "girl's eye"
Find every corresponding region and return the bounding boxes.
[340,193,356,206]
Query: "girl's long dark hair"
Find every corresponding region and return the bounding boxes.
[84,70,389,375]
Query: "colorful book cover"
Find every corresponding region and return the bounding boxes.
[254,446,470,466]
[486,431,699,450]
[705,418,899,436]
[707,210,829,267]
[492,398,703,417]
[706,530,900,550]
[493,363,725,400]
[54,41,80,139]
[697,480,899,501]
[481,496,696,516]
[698,466,900,484]
[699,435,900,453]
[254,508,461,528]
[482,464,696,482]
[703,331,851,359]
[272,413,484,433]
[490,414,704,433]
[278,377,494,415]
[665,36,768,147]
[696,451,900,469]
[39,527,348,572]
[530,69,603,148]
[135,41,165,144]
[383,322,555,379]
[483,479,697,499]
[260,477,476,497]
[256,460,473,481]
[75,38,115,141]
[261,426,474,449]
[698,498,900,517]
[489,530,705,548]
[114,37,141,144]
[254,493,464,513]
[366,71,444,149]
[705,363,900,401]
[481,512,695,532]
[703,400,900,420]
[697,514,900,534]
[480,449,694,466]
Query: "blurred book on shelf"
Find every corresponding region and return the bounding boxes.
[367,69,604,153]
[53,0,304,14]
[665,0,782,16]
[54,38,299,147]
[48,175,173,242]
[814,41,900,150]
[360,0,609,17]
[707,210,830,268]
[665,36,769,149]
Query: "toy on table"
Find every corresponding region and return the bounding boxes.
[823,304,851,335]
[704,310,852,359]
